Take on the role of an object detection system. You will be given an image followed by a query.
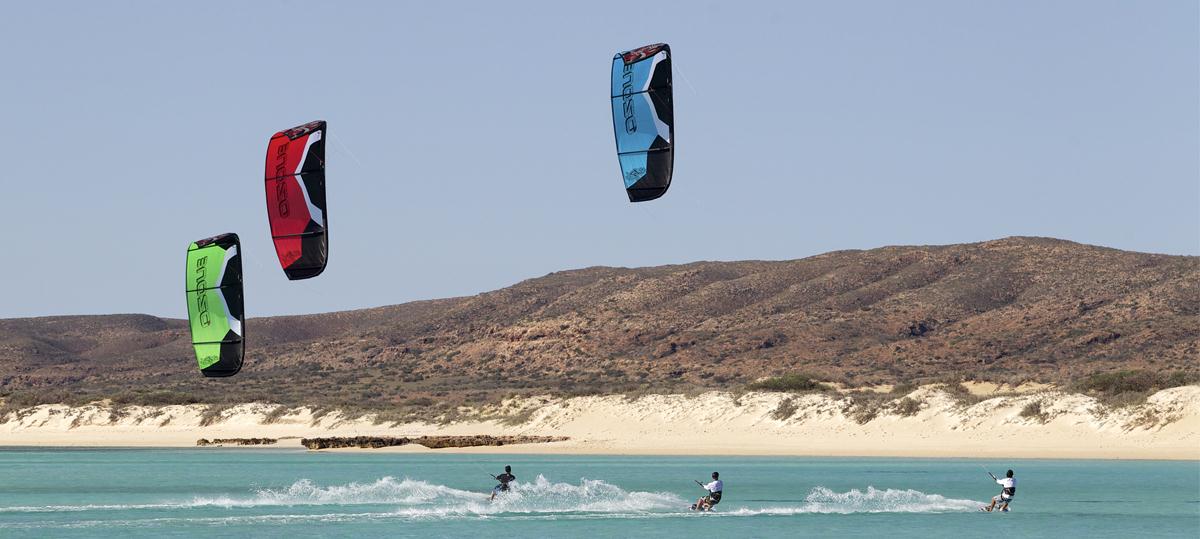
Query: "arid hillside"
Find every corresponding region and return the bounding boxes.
[1,237,1196,411]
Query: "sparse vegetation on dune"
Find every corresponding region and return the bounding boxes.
[1020,401,1051,423]
[261,406,289,425]
[771,397,799,420]
[892,397,922,417]
[198,405,228,427]
[1074,370,1200,406]
[839,383,926,424]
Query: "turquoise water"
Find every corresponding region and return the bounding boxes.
[0,449,1196,538]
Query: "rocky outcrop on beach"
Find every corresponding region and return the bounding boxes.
[299,435,568,450]
[196,438,277,446]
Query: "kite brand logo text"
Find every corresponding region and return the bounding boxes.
[274,144,290,216]
[621,63,637,133]
[193,256,210,326]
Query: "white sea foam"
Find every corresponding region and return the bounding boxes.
[387,475,684,518]
[720,486,980,515]
[0,475,683,517]
[194,476,485,508]
[0,480,977,523]
[0,502,193,513]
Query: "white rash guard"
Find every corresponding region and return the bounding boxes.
[996,477,1016,498]
[704,480,724,493]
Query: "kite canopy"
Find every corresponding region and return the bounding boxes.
[611,43,674,202]
[265,120,328,280]
[185,233,244,377]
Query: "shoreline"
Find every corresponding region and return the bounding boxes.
[2,386,1197,461]
[1,440,1194,461]
[1,444,1191,462]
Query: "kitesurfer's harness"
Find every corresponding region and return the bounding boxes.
[492,473,515,492]
[695,480,723,505]
[985,470,1015,498]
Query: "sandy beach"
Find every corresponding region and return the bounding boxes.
[2,385,1197,460]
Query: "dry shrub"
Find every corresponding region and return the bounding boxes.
[842,391,887,424]
[497,406,538,426]
[1019,401,1050,423]
[851,406,880,424]
[309,408,332,426]
[892,397,922,417]
[199,405,228,427]
[261,406,289,425]
[771,397,799,420]
[1075,370,1198,407]
[1125,409,1162,431]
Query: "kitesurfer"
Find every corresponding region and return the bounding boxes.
[690,471,723,511]
[982,469,1016,512]
[490,465,516,501]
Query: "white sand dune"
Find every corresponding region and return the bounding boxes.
[1,386,1197,460]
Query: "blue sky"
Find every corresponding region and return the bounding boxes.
[2,1,1196,318]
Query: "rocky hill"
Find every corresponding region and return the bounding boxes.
[1,237,1196,412]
